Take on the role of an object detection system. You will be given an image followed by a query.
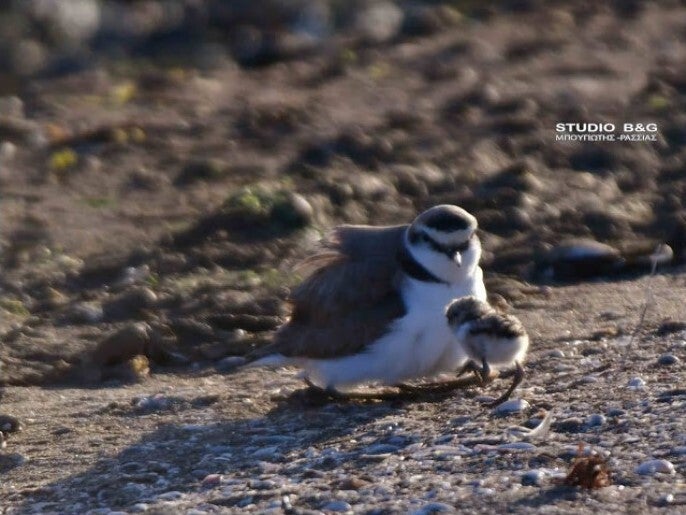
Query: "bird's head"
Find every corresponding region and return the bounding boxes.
[445,296,494,329]
[406,205,481,282]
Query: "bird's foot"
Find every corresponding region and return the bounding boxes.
[303,378,408,402]
[485,361,525,407]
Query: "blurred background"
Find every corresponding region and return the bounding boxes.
[1,0,686,385]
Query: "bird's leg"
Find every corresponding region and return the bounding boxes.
[394,360,490,395]
[486,361,525,407]
[304,377,412,402]
[303,377,335,398]
[479,358,492,385]
[457,360,482,380]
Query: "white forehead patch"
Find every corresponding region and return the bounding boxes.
[419,226,473,246]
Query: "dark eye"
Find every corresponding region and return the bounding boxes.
[453,239,470,253]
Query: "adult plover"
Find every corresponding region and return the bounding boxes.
[445,296,529,406]
[242,205,487,396]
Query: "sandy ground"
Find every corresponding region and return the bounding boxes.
[1,2,686,513]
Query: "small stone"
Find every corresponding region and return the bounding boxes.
[252,446,281,461]
[606,408,626,417]
[413,502,454,514]
[0,96,24,118]
[586,414,606,428]
[496,442,537,452]
[545,349,565,358]
[92,323,150,367]
[521,469,544,486]
[635,459,676,476]
[156,490,184,501]
[67,302,104,324]
[363,443,400,455]
[216,356,248,373]
[0,415,22,433]
[103,287,157,321]
[322,500,352,512]
[541,238,622,280]
[0,141,17,161]
[129,504,149,513]
[201,474,222,487]
[628,377,646,389]
[355,1,403,43]
[134,394,174,412]
[493,398,529,415]
[658,494,675,506]
[555,417,584,433]
[657,354,679,366]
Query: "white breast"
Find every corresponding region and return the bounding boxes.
[300,266,487,389]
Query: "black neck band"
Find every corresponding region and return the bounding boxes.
[397,243,447,284]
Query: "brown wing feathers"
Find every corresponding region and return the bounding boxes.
[252,225,408,360]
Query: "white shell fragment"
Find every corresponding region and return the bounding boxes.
[635,459,676,476]
[505,411,553,441]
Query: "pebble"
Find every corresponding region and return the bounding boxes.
[628,377,646,389]
[586,414,606,428]
[635,459,676,476]
[496,442,537,452]
[322,500,352,512]
[542,238,622,280]
[658,494,675,506]
[493,399,529,415]
[134,394,173,412]
[606,408,626,417]
[252,446,281,461]
[413,502,454,514]
[103,287,157,320]
[0,96,24,117]
[364,443,400,455]
[521,469,544,486]
[128,504,149,513]
[68,302,104,324]
[156,491,184,501]
[555,417,584,433]
[657,354,680,366]
[0,415,22,433]
[355,1,403,43]
[201,474,222,487]
[545,349,565,358]
[0,141,17,161]
[92,323,150,366]
[215,356,248,373]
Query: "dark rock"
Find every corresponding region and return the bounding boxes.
[0,415,22,433]
[554,417,585,433]
[91,323,150,368]
[175,158,227,186]
[537,239,624,281]
[655,319,686,336]
[103,287,157,321]
[657,354,680,366]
